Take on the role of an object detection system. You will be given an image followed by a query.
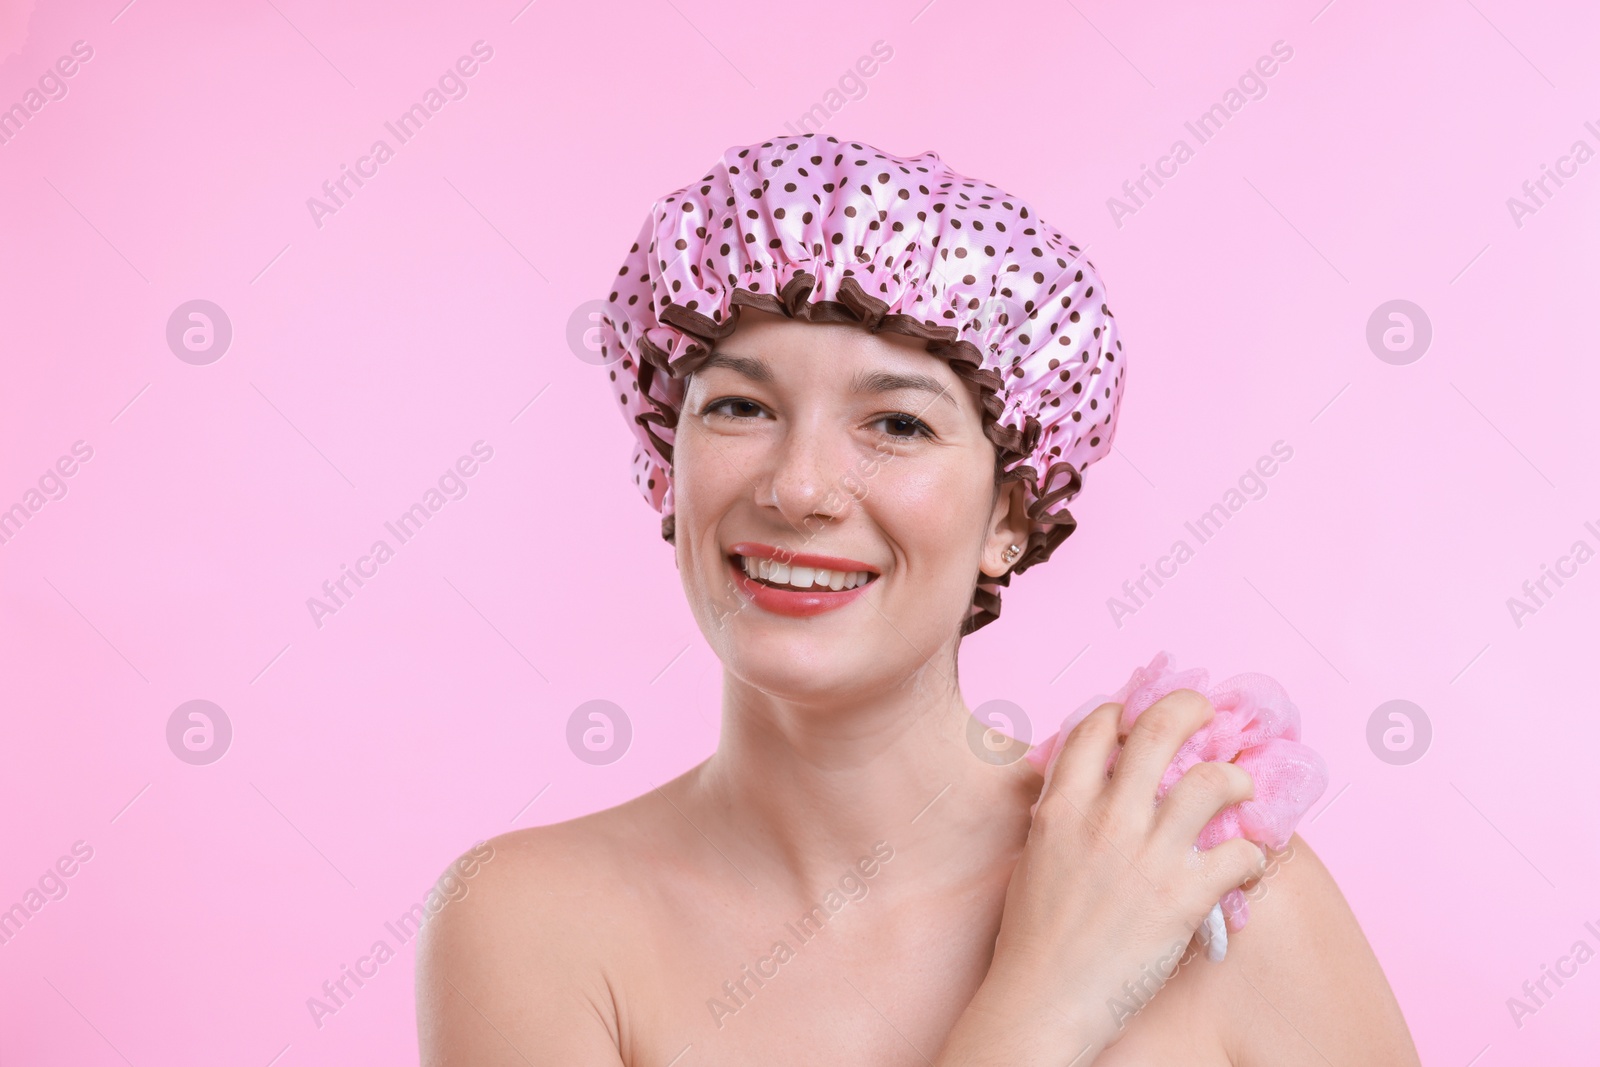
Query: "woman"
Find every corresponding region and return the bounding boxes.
[415,135,1419,1065]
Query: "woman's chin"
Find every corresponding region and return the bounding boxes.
[697,592,963,700]
[721,633,889,700]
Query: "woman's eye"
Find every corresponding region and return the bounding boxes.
[874,413,934,439]
[704,397,768,420]
[701,399,930,439]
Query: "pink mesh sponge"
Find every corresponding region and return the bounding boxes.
[1025,652,1329,960]
[596,133,1126,633]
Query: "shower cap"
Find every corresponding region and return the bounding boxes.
[1025,652,1330,961]
[596,133,1126,632]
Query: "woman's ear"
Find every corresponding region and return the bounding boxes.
[979,478,1032,579]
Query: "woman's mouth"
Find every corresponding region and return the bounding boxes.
[725,544,880,618]
[735,554,876,592]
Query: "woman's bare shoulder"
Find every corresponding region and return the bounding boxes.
[420,782,683,948]
[1201,834,1421,1066]
[413,784,690,1065]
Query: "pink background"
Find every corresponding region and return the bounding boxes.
[3,0,1596,1062]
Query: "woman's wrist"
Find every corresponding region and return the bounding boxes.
[936,962,1108,1067]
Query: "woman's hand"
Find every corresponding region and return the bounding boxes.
[937,689,1268,1066]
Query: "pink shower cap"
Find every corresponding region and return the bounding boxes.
[596,133,1126,632]
[1025,652,1329,937]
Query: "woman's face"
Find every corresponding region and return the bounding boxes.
[673,306,1030,705]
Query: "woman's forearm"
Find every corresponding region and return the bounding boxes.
[935,962,1106,1067]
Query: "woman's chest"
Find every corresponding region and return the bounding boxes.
[603,878,1229,1067]
[614,879,1004,1067]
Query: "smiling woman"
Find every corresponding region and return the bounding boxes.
[413,134,1420,1066]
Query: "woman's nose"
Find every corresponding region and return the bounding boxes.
[758,417,855,531]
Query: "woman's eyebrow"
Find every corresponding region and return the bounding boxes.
[698,352,955,410]
[697,351,773,382]
[850,369,957,409]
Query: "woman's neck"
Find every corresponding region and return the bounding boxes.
[687,664,1038,903]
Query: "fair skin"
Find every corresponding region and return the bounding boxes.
[416,306,1420,1065]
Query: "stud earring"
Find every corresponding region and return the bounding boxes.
[1002,544,1022,564]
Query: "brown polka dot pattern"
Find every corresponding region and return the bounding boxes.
[597,134,1126,633]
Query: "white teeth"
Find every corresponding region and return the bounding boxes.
[738,556,872,591]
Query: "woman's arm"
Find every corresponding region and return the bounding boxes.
[415,834,627,1067]
[1214,834,1420,1066]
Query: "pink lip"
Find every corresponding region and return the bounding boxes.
[726,542,879,619]
[727,542,880,575]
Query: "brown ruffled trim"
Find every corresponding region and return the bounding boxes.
[641,275,1088,635]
